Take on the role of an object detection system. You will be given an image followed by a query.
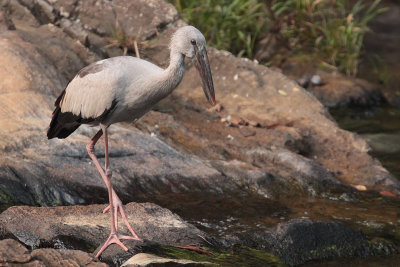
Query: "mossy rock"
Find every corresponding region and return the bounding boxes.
[368,238,398,256]
[141,243,284,267]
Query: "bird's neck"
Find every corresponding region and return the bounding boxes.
[163,49,185,92]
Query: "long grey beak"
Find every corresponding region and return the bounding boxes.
[194,46,216,106]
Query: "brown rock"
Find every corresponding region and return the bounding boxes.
[0,10,15,32]
[0,203,206,250]
[33,0,56,24]
[59,18,89,46]
[0,238,31,264]
[31,249,107,267]
[0,0,398,205]
[154,40,399,193]
[1,0,39,27]
[0,203,207,265]
[67,0,178,39]
[308,71,383,108]
[0,239,106,267]
[239,127,256,137]
[229,114,246,126]
[207,103,223,112]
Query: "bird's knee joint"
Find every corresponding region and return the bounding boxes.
[106,169,112,178]
[86,144,95,154]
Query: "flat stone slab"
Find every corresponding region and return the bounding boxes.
[0,202,206,254]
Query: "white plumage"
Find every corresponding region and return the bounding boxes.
[47,25,215,258]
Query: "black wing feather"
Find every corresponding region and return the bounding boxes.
[47,88,117,139]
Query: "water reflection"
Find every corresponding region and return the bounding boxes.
[331,105,400,180]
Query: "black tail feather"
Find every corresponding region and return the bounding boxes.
[47,107,81,139]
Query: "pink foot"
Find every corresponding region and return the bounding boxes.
[103,190,142,241]
[96,232,132,258]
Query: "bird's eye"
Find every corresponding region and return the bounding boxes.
[191,39,196,45]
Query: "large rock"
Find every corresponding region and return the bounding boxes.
[1,206,395,267]
[0,0,397,208]
[241,218,396,266]
[0,203,207,264]
[144,31,399,193]
[295,71,383,108]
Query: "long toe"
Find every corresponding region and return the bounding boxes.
[118,206,142,240]
[117,233,142,241]
[103,195,142,241]
[96,233,129,258]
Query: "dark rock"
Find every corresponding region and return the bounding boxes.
[297,74,311,88]
[246,147,346,195]
[308,72,383,108]
[0,9,15,32]
[59,18,89,46]
[242,219,374,266]
[0,0,39,27]
[286,66,383,108]
[52,0,78,19]
[32,0,57,24]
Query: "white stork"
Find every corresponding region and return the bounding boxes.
[47,26,216,257]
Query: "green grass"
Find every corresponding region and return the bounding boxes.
[169,0,386,77]
[169,0,268,58]
[272,0,387,76]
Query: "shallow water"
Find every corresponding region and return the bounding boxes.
[303,253,400,267]
[143,190,400,266]
[331,105,400,180]
[143,190,400,238]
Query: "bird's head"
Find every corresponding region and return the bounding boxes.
[171,26,216,106]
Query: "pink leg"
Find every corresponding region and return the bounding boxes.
[102,128,141,240]
[86,128,141,258]
[102,189,142,240]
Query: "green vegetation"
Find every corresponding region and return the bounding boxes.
[272,0,386,76]
[144,244,284,267]
[169,0,386,76]
[170,0,268,58]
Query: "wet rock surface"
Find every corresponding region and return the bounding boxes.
[247,219,371,266]
[0,0,399,266]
